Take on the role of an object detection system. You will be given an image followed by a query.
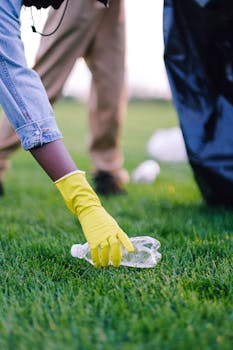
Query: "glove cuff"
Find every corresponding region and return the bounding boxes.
[54,170,85,184]
[55,171,101,216]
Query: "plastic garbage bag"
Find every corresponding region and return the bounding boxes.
[147,127,188,162]
[163,0,233,206]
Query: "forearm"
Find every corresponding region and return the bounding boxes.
[30,140,77,181]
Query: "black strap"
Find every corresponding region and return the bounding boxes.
[31,0,69,36]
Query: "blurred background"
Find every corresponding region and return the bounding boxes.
[20,0,171,102]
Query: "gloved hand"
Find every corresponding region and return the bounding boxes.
[23,0,65,9]
[55,171,134,267]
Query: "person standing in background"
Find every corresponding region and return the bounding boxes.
[0,0,128,196]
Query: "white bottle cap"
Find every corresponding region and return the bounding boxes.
[71,244,83,258]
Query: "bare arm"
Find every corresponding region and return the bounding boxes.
[30,140,77,181]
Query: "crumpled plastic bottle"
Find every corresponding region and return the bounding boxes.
[71,236,161,268]
[131,160,160,184]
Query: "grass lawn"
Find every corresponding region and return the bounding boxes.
[0,100,232,350]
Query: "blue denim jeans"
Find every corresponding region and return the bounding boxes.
[0,0,62,150]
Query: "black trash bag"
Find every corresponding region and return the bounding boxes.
[163,0,233,206]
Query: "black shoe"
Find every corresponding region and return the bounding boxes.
[0,181,4,197]
[93,171,126,196]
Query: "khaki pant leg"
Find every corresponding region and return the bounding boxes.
[85,0,126,176]
[0,116,21,180]
[34,0,105,103]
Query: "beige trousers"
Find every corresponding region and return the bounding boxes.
[0,0,126,180]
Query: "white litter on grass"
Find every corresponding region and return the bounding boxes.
[147,127,188,162]
[131,160,160,184]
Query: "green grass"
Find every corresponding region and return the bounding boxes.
[0,100,232,350]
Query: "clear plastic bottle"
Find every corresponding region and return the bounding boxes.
[70,236,161,268]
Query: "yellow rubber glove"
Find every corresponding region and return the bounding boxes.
[55,171,134,267]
